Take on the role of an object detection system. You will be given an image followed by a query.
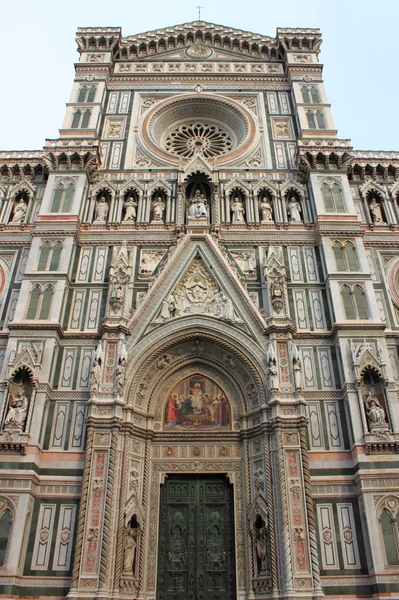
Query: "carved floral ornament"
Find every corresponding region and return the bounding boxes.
[139,94,259,167]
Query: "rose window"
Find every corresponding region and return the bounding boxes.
[164,122,233,158]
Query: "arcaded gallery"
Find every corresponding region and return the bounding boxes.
[1,19,399,600]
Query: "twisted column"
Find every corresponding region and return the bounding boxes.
[114,433,129,589]
[70,426,94,589]
[99,429,118,589]
[300,427,322,593]
[139,437,150,589]
[277,429,293,592]
[243,437,254,593]
[264,432,278,591]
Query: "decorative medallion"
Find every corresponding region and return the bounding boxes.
[186,44,212,59]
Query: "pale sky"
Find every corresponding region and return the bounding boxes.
[1,0,398,152]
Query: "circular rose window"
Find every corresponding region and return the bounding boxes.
[164,122,233,158]
[139,94,258,166]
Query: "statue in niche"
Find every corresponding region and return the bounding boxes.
[231,196,245,223]
[287,196,302,222]
[153,196,165,222]
[270,276,285,314]
[267,356,279,391]
[90,358,101,391]
[254,514,269,573]
[115,362,126,394]
[123,528,136,574]
[253,466,265,495]
[123,194,137,222]
[293,355,302,391]
[188,189,208,219]
[369,197,384,223]
[94,196,109,222]
[11,199,28,223]
[4,392,29,428]
[260,197,273,222]
[365,391,387,428]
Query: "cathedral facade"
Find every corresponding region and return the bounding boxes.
[1,20,399,600]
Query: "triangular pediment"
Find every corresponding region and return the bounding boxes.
[128,234,266,342]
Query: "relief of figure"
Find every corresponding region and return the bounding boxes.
[213,291,235,321]
[123,529,136,574]
[365,391,387,428]
[260,198,273,222]
[369,197,384,223]
[4,392,29,428]
[11,199,28,223]
[287,196,302,222]
[232,251,256,275]
[188,189,208,219]
[231,196,245,223]
[123,195,137,222]
[94,196,109,222]
[90,358,101,391]
[160,294,176,320]
[153,197,166,222]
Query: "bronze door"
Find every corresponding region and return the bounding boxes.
[156,474,236,600]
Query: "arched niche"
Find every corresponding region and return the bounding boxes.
[360,366,390,431]
[3,367,33,431]
[163,373,231,431]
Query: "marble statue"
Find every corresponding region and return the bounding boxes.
[123,195,137,222]
[123,529,136,573]
[369,198,384,223]
[95,196,109,222]
[188,189,208,219]
[365,391,387,427]
[231,197,245,223]
[287,196,302,222]
[4,392,29,428]
[260,198,273,222]
[153,197,166,222]
[11,200,27,223]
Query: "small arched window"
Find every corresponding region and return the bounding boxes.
[306,111,316,129]
[353,286,368,319]
[71,109,91,129]
[37,242,51,271]
[302,87,311,103]
[71,110,82,129]
[50,183,75,213]
[316,110,326,129]
[39,286,53,319]
[87,86,96,102]
[381,510,399,565]
[321,183,345,212]
[81,109,91,128]
[333,242,346,271]
[26,285,54,320]
[49,242,63,271]
[0,508,12,567]
[26,285,41,319]
[345,243,359,271]
[78,87,87,103]
[310,86,320,103]
[341,285,356,320]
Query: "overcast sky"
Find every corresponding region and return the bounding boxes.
[1,0,398,152]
